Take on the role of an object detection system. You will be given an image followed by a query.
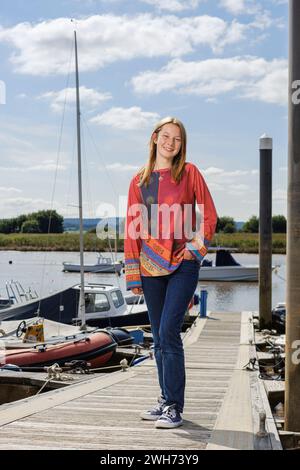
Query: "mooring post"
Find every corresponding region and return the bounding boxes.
[285,0,300,432]
[199,289,208,318]
[259,134,273,330]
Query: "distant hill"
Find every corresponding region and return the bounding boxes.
[63,217,125,232]
[235,221,245,231]
[64,218,244,233]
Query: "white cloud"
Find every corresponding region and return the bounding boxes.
[40,86,112,112]
[90,106,160,130]
[16,93,27,99]
[139,0,203,12]
[131,56,288,105]
[0,197,51,211]
[202,167,224,176]
[0,161,66,172]
[219,1,285,31]
[228,183,250,196]
[0,186,22,193]
[105,163,142,171]
[273,188,287,200]
[271,0,287,4]
[201,166,257,196]
[219,0,258,15]
[0,14,248,75]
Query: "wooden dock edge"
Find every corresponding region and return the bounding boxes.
[0,367,148,428]
[206,311,282,451]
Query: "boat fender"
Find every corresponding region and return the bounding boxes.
[132,354,151,366]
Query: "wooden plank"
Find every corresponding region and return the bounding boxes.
[0,368,143,427]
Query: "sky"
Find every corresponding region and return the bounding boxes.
[0,0,289,221]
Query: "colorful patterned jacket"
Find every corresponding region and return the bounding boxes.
[124,162,217,290]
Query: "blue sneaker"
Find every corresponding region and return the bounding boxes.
[140,397,166,421]
[155,404,183,429]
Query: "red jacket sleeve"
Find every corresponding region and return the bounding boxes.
[124,176,143,290]
[186,166,217,262]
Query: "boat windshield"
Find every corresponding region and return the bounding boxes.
[97,255,112,265]
[111,290,125,308]
[85,293,110,312]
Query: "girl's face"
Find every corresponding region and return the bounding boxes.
[154,123,182,163]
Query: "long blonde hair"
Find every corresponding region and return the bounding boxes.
[138,116,187,187]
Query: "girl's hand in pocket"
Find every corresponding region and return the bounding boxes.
[183,250,194,260]
[131,287,143,295]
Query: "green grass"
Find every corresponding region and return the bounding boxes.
[211,233,286,254]
[0,233,121,252]
[0,232,286,253]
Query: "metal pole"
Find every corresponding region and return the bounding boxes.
[285,0,300,432]
[259,134,273,330]
[74,31,86,330]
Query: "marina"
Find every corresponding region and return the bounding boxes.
[1,0,299,454]
[0,310,282,450]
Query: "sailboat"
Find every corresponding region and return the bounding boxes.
[0,31,119,369]
[0,31,149,334]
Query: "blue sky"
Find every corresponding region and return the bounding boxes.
[0,0,288,221]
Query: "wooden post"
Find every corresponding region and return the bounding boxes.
[259,134,273,330]
[285,0,300,432]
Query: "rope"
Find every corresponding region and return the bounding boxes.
[89,358,129,372]
[36,363,75,394]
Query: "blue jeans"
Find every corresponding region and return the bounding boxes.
[141,260,200,413]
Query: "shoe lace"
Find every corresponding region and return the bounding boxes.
[163,405,177,418]
[151,398,164,412]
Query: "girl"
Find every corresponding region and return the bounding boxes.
[125,117,217,429]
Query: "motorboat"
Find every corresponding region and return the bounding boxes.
[0,283,149,328]
[198,248,259,282]
[62,253,123,275]
[272,302,286,333]
[0,280,39,310]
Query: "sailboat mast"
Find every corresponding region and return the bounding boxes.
[74,30,86,328]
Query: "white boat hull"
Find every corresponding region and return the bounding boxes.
[63,262,122,274]
[198,265,258,282]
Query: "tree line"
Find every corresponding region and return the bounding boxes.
[0,211,287,234]
[0,210,64,234]
[217,215,287,233]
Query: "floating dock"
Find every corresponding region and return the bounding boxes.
[0,311,282,450]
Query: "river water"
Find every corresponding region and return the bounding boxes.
[0,251,286,313]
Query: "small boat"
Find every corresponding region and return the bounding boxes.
[272,302,286,333]
[0,329,117,369]
[62,253,123,275]
[198,248,259,282]
[0,283,149,328]
[0,280,39,309]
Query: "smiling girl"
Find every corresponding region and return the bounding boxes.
[125,116,217,428]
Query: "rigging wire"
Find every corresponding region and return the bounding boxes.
[36,39,74,322]
[81,115,122,288]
